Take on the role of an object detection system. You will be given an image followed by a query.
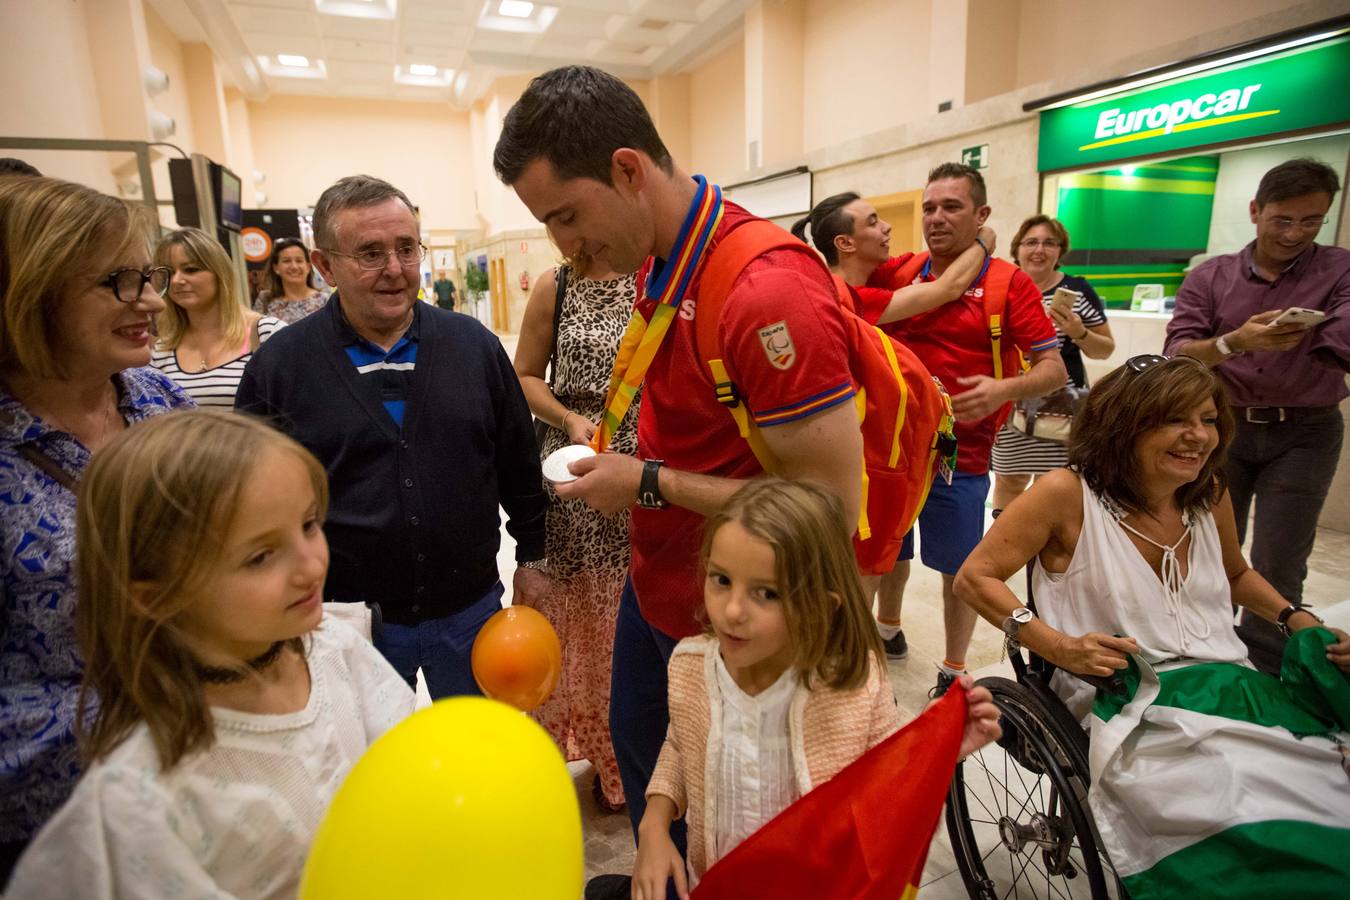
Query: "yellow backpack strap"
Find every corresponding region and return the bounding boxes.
[706,357,777,473]
[980,260,1018,380]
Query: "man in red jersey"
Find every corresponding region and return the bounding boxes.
[494,66,865,900]
[876,164,1065,695]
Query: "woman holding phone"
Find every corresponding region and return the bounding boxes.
[991,215,1115,514]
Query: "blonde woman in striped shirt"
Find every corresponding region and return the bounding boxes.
[151,228,284,407]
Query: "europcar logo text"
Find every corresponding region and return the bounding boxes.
[1082,83,1278,151]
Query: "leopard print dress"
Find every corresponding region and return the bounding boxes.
[533,268,639,808]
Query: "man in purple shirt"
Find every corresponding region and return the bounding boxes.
[1166,157,1349,672]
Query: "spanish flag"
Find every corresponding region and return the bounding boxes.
[692,686,966,899]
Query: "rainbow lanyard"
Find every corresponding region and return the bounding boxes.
[590,175,724,453]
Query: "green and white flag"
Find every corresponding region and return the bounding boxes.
[1087,628,1350,899]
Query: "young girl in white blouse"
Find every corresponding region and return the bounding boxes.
[632,479,1001,899]
[6,409,415,899]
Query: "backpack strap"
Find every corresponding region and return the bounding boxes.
[980,260,1019,379]
[695,220,835,475]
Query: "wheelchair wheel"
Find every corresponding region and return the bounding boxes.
[945,676,1126,900]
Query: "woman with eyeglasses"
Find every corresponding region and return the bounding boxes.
[990,215,1115,515]
[956,355,1350,895]
[0,176,193,881]
[252,236,329,324]
[151,228,285,407]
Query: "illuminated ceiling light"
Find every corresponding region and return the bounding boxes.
[260,56,329,79]
[315,0,396,21]
[498,0,534,18]
[1120,165,1137,177]
[395,64,455,86]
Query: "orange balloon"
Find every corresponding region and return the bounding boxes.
[471,606,563,711]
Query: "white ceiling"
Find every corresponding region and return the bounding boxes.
[150,0,753,107]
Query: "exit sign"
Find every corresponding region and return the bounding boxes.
[961,144,989,169]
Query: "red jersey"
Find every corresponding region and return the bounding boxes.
[845,253,918,324]
[632,201,855,639]
[883,257,1057,474]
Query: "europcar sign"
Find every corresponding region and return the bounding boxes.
[1038,35,1350,171]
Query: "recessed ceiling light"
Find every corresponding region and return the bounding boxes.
[498,0,534,18]
[409,63,438,76]
[277,54,311,67]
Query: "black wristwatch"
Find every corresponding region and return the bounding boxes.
[1277,605,1323,637]
[637,459,667,510]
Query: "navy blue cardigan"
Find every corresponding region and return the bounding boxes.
[236,298,546,625]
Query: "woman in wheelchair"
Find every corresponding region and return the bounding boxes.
[955,355,1350,899]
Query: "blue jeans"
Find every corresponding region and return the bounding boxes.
[374,582,504,699]
[609,578,687,876]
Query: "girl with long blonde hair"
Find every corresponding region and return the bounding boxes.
[632,478,1001,897]
[7,409,414,899]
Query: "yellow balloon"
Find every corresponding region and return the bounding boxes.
[300,696,582,899]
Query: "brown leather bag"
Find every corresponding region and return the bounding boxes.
[1011,384,1089,443]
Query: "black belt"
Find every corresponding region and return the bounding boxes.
[1235,404,1339,424]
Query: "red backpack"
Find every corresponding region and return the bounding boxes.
[883,251,1025,430]
[695,220,956,576]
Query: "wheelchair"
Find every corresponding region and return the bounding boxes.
[944,567,1130,900]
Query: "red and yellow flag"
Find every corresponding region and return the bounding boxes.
[692,686,967,900]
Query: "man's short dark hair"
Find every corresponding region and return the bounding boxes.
[926,162,987,208]
[0,158,42,177]
[312,175,415,249]
[493,65,672,186]
[1254,158,1340,208]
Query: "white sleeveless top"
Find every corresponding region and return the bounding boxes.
[1033,476,1250,668]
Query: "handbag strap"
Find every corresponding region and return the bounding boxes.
[19,444,78,491]
[547,265,569,389]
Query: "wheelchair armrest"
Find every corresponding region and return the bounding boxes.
[1074,671,1126,697]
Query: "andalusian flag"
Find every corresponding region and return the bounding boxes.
[692,686,966,899]
[1088,628,1350,899]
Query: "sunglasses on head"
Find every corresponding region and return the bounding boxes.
[1125,354,1207,375]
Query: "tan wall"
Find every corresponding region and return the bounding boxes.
[143,5,196,151]
[0,0,117,190]
[1014,0,1307,88]
[245,95,475,231]
[801,0,930,154]
[688,38,747,182]
[965,0,1021,104]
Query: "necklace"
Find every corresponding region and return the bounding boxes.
[197,640,288,684]
[37,382,118,449]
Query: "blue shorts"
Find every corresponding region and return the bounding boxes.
[899,471,990,575]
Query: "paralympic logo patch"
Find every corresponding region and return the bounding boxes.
[758,321,796,370]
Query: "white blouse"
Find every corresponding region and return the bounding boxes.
[7,617,416,900]
[713,654,799,862]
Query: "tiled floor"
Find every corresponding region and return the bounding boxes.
[443,332,1350,898]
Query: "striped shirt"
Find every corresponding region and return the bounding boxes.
[343,324,418,427]
[150,317,285,408]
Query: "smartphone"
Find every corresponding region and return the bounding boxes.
[1049,287,1081,317]
[1270,307,1327,329]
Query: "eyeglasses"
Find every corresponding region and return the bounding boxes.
[323,242,427,271]
[1266,216,1326,233]
[100,267,172,303]
[1018,239,1061,250]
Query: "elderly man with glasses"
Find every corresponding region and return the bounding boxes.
[1166,157,1350,674]
[236,175,548,698]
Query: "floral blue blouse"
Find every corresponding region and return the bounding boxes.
[0,367,193,842]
